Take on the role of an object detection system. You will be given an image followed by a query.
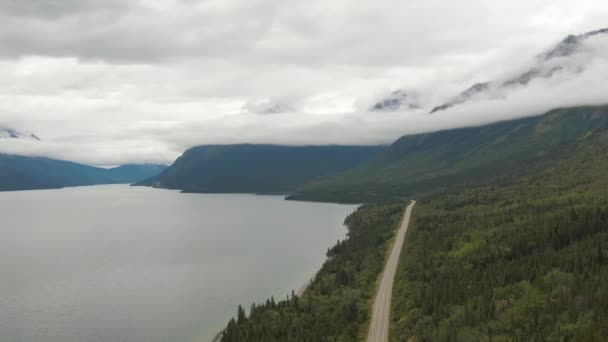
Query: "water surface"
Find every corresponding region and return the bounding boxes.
[0,185,356,342]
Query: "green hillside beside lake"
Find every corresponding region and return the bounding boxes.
[137,144,386,193]
[221,105,608,341]
[293,106,608,203]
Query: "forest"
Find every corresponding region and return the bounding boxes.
[392,123,608,341]
[221,203,404,341]
[221,106,608,341]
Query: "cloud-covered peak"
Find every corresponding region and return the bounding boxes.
[430,27,608,113]
[0,1,607,165]
[541,27,607,60]
[0,127,40,141]
[241,98,297,114]
[369,90,420,112]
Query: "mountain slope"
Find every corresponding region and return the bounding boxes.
[368,28,606,113]
[430,27,607,113]
[0,154,166,191]
[220,108,608,341]
[294,105,608,202]
[138,144,386,193]
[391,113,608,341]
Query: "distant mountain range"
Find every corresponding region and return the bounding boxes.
[370,27,608,113]
[0,154,166,191]
[0,127,40,140]
[137,145,385,193]
[3,29,606,197]
[135,105,608,199]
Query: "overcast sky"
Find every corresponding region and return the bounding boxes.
[0,0,607,166]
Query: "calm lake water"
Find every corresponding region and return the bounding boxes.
[0,185,356,342]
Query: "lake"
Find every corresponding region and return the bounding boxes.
[0,185,357,342]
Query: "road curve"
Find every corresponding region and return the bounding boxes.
[367,200,416,342]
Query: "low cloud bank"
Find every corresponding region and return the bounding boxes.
[0,1,607,166]
[1,58,605,166]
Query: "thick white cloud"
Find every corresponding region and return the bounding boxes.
[0,0,606,165]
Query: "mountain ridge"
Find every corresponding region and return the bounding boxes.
[137,144,386,193]
[292,105,608,202]
[0,153,166,191]
[429,27,608,113]
[369,27,607,114]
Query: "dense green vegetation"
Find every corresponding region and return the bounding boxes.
[0,153,166,191]
[222,105,608,341]
[137,144,385,194]
[293,106,608,203]
[221,203,404,341]
[391,117,608,341]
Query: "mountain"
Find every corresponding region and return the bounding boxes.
[293,105,608,202]
[429,82,490,113]
[390,118,608,341]
[0,154,166,191]
[369,90,420,112]
[430,28,608,113]
[368,28,606,114]
[0,127,40,140]
[106,164,168,184]
[541,27,608,60]
[137,144,386,193]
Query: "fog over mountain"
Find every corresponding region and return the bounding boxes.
[0,127,40,140]
[369,90,419,112]
[427,28,608,113]
[241,98,297,115]
[0,0,607,165]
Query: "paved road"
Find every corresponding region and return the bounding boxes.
[367,200,416,342]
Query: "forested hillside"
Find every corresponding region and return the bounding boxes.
[138,144,385,193]
[391,120,608,341]
[221,105,608,341]
[294,106,608,202]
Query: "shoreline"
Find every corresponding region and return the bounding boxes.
[208,207,353,342]
[210,275,316,342]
